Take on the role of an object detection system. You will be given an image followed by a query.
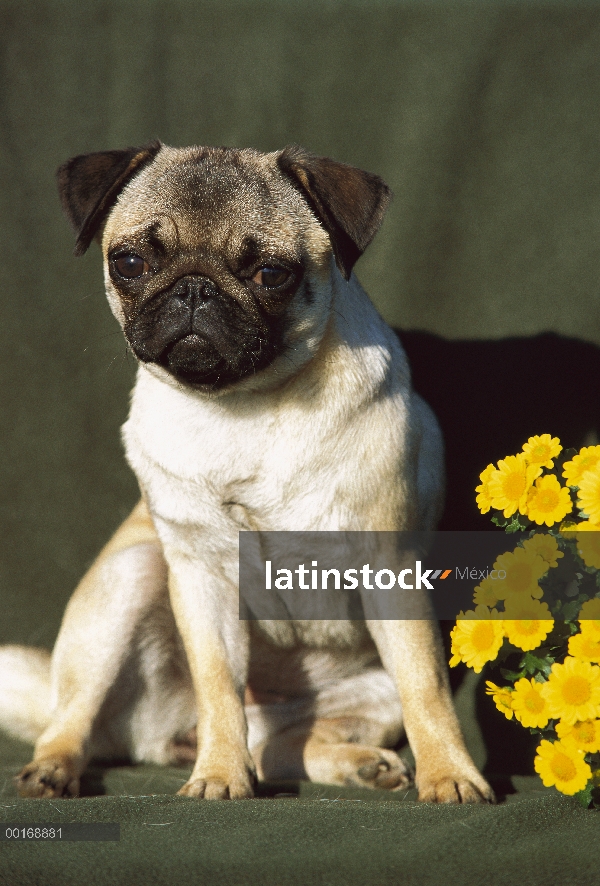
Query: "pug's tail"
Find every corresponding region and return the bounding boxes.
[0,646,51,744]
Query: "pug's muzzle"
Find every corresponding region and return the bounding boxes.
[124,274,283,388]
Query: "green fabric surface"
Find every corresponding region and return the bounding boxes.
[2,1,600,883]
[0,728,600,886]
[1,729,600,886]
[0,655,580,886]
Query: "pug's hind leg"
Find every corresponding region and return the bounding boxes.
[16,501,168,798]
[253,716,411,790]
[250,668,411,791]
[303,718,412,790]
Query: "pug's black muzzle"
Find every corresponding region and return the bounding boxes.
[124,275,282,388]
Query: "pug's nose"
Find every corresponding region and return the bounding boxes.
[171,275,218,307]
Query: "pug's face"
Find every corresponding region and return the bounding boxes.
[101,146,333,391]
[58,142,391,392]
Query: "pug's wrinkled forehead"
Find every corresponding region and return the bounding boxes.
[58,141,391,280]
[102,146,332,275]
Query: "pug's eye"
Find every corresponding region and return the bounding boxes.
[113,254,149,279]
[251,267,290,288]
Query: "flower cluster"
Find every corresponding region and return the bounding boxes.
[450,436,600,805]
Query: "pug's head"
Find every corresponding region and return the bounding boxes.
[58,141,391,392]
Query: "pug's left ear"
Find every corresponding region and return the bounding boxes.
[277,145,392,280]
[57,140,162,256]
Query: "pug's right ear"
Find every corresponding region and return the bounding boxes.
[57,140,162,256]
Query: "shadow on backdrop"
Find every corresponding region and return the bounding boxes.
[401,330,600,532]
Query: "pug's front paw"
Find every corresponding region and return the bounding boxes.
[177,762,255,799]
[417,772,495,804]
[16,758,80,799]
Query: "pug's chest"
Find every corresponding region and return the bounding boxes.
[129,428,346,535]
[124,412,269,524]
[123,373,345,534]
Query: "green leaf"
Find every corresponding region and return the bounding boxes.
[532,646,551,657]
[575,781,594,808]
[561,600,582,621]
[506,514,529,533]
[491,514,508,528]
[520,652,553,676]
[500,668,526,681]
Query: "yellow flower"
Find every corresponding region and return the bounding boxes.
[534,739,592,795]
[568,631,600,663]
[473,576,501,608]
[579,598,600,640]
[522,435,562,469]
[522,533,564,568]
[541,656,600,725]
[556,718,600,753]
[562,445,600,487]
[577,463,600,524]
[559,521,579,537]
[503,598,554,651]
[511,678,550,728]
[450,606,505,673]
[525,475,573,528]
[493,547,547,600]
[580,598,600,619]
[575,527,600,569]
[487,454,542,518]
[485,681,514,719]
[475,464,496,515]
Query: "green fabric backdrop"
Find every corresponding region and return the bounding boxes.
[2,2,600,883]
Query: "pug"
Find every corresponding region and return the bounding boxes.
[0,142,493,803]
